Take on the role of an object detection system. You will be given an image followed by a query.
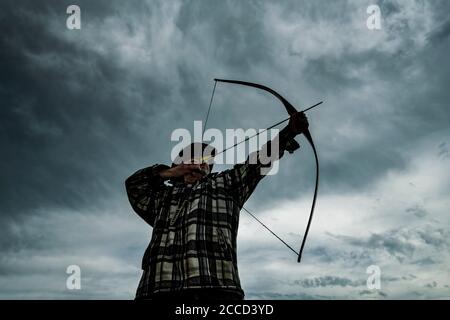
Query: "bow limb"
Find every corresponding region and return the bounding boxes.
[298,129,319,263]
[214,79,298,116]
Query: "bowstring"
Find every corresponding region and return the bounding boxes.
[202,80,217,138]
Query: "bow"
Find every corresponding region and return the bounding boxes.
[204,78,320,263]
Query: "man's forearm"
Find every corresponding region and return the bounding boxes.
[159,168,174,179]
[278,125,297,151]
[266,125,298,159]
[246,125,298,167]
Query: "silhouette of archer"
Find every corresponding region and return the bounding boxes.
[125,112,309,300]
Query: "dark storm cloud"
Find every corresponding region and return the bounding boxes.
[328,224,450,263]
[298,21,450,193]
[0,0,290,298]
[0,0,281,218]
[334,231,416,258]
[0,1,150,215]
[438,142,450,160]
[1,0,450,299]
[0,4,310,288]
[427,19,450,43]
[2,0,449,218]
[412,257,436,266]
[0,1,181,297]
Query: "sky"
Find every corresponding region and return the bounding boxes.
[0,0,449,299]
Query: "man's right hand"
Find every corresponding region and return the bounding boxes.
[159,164,202,179]
[288,111,309,136]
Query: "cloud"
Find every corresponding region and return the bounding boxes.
[293,276,364,288]
[406,205,428,218]
[237,136,450,299]
[359,290,388,298]
[0,205,146,299]
[438,142,450,160]
[1,0,450,299]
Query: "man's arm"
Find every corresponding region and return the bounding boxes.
[125,164,170,226]
[220,112,309,207]
[125,162,208,225]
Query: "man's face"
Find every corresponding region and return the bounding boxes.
[183,159,211,184]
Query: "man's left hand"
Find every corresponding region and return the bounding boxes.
[288,111,309,136]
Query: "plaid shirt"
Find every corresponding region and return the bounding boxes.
[125,131,296,298]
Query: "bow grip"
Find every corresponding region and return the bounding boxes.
[285,137,300,154]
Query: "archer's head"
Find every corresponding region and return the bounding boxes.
[172,143,216,184]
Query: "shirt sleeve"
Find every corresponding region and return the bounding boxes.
[125,164,170,226]
[220,127,298,207]
[221,161,264,208]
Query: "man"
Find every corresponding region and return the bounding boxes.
[125,112,309,300]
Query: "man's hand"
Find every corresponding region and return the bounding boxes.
[288,111,309,136]
[160,164,200,178]
[160,163,209,181]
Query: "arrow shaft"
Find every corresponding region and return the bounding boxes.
[211,101,322,159]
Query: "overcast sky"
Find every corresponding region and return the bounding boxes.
[1,0,449,299]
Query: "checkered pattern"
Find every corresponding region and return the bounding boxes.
[125,130,295,299]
